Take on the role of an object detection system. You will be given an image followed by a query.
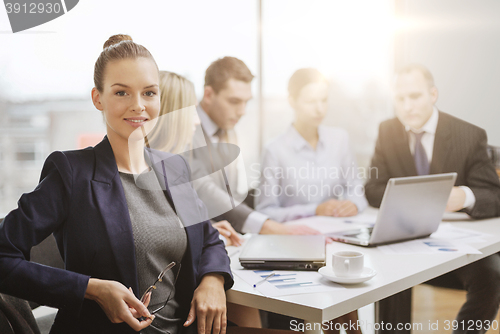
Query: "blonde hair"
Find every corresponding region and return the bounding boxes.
[147,71,197,154]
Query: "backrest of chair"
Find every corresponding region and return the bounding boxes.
[0,294,39,334]
[0,219,14,333]
[243,188,257,210]
[0,215,61,328]
[0,216,63,270]
[30,235,64,270]
[487,144,500,163]
[487,145,500,178]
[0,305,15,334]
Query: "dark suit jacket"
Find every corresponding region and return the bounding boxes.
[0,137,233,334]
[190,126,254,233]
[365,111,500,219]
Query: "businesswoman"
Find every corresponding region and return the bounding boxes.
[0,35,232,334]
[255,68,367,334]
[255,68,367,221]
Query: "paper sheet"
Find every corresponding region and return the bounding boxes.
[378,223,488,254]
[233,269,345,297]
[286,210,378,234]
[430,223,490,244]
[378,238,482,255]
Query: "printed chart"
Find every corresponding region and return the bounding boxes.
[233,269,344,297]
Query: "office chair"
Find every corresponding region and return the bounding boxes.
[487,144,500,179]
[0,217,61,334]
[29,235,63,333]
[243,188,257,209]
[0,294,40,334]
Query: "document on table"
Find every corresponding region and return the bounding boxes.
[233,269,345,297]
[378,224,488,255]
[378,238,482,255]
[286,210,378,234]
[430,223,490,244]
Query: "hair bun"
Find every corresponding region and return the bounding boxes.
[103,34,133,50]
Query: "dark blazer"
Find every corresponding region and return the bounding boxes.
[365,111,500,219]
[190,126,253,233]
[0,137,233,334]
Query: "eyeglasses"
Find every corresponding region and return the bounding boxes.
[139,261,181,319]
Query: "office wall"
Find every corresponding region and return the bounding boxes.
[260,0,394,174]
[395,0,500,145]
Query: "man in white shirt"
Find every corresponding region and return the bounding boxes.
[365,64,500,334]
[193,56,319,236]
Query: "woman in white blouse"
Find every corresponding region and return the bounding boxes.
[256,68,366,334]
[256,68,367,222]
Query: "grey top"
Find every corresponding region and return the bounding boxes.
[120,170,188,334]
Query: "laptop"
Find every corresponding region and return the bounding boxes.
[239,235,325,271]
[328,173,457,247]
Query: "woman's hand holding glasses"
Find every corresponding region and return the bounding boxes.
[129,287,152,318]
[85,278,154,331]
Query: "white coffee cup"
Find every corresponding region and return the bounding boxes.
[332,251,364,277]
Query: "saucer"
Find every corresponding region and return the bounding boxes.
[318,266,377,284]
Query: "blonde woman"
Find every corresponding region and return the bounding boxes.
[148,71,243,247]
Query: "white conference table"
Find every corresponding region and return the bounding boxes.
[226,208,500,333]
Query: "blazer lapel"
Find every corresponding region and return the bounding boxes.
[90,137,140,294]
[393,120,418,176]
[430,112,452,174]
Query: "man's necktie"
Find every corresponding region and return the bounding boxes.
[215,128,229,158]
[413,131,429,175]
[214,128,236,208]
